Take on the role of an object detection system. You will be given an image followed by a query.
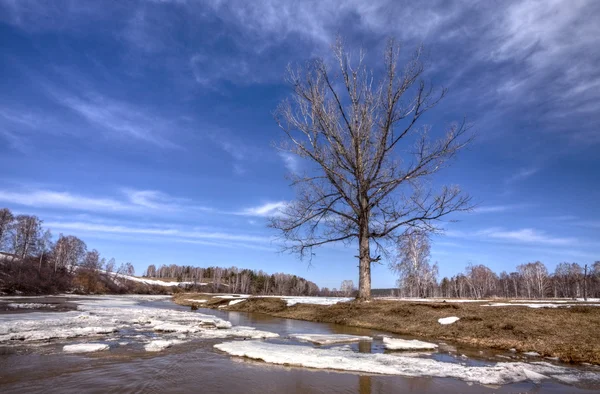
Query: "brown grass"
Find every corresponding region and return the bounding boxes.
[174,294,600,365]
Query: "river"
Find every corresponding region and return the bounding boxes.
[0,296,598,393]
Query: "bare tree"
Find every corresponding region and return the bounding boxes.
[0,208,14,251]
[12,215,42,260]
[390,231,437,297]
[51,234,87,272]
[271,38,472,299]
[340,279,355,296]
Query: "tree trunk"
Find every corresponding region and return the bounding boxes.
[358,220,371,300]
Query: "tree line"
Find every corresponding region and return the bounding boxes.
[0,207,140,294]
[389,232,600,300]
[143,264,320,296]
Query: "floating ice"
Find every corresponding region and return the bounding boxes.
[214,341,586,385]
[63,343,109,353]
[438,316,460,325]
[144,339,185,352]
[290,334,371,345]
[6,303,57,309]
[383,337,438,350]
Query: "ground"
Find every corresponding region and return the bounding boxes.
[174,293,600,365]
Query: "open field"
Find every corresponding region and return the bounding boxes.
[175,294,600,365]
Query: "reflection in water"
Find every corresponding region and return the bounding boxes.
[359,375,372,394]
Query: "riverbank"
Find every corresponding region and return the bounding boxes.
[174,293,600,365]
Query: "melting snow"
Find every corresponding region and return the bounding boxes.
[228,299,246,306]
[383,337,438,350]
[214,341,586,385]
[63,343,109,353]
[289,334,372,345]
[0,296,278,347]
[438,316,460,325]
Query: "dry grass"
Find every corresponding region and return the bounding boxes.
[175,294,600,365]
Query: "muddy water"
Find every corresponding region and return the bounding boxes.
[0,297,596,394]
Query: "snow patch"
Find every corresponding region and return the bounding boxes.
[438,316,460,325]
[383,337,438,350]
[228,299,246,306]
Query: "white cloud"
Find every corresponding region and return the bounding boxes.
[447,227,578,247]
[278,152,301,174]
[473,204,524,214]
[240,201,287,217]
[44,220,274,250]
[478,228,576,246]
[0,188,203,214]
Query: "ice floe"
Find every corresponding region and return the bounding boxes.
[144,339,185,352]
[214,341,590,385]
[438,316,460,325]
[289,334,372,345]
[6,303,57,309]
[383,337,438,350]
[63,343,109,353]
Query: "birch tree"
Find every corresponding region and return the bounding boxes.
[0,208,14,251]
[271,38,472,299]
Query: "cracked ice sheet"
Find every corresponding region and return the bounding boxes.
[290,334,372,345]
[214,341,598,386]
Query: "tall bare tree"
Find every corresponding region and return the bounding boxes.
[390,231,438,297]
[12,215,42,260]
[271,38,472,299]
[0,208,14,252]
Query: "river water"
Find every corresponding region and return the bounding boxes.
[0,296,598,393]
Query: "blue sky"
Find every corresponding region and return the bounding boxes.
[0,0,599,289]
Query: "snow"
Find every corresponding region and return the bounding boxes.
[378,298,489,303]
[228,299,246,306]
[6,303,57,309]
[524,352,541,357]
[144,339,185,352]
[0,295,278,347]
[438,316,460,325]
[214,341,584,385]
[289,334,372,345]
[280,296,352,306]
[63,343,109,353]
[485,303,600,308]
[184,299,207,303]
[383,337,438,350]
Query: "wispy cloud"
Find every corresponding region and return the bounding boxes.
[506,167,539,184]
[278,152,301,174]
[45,220,275,251]
[0,188,204,214]
[472,204,527,214]
[448,227,578,247]
[46,88,181,148]
[239,201,287,217]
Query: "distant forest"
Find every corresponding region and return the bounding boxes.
[1,207,599,299]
